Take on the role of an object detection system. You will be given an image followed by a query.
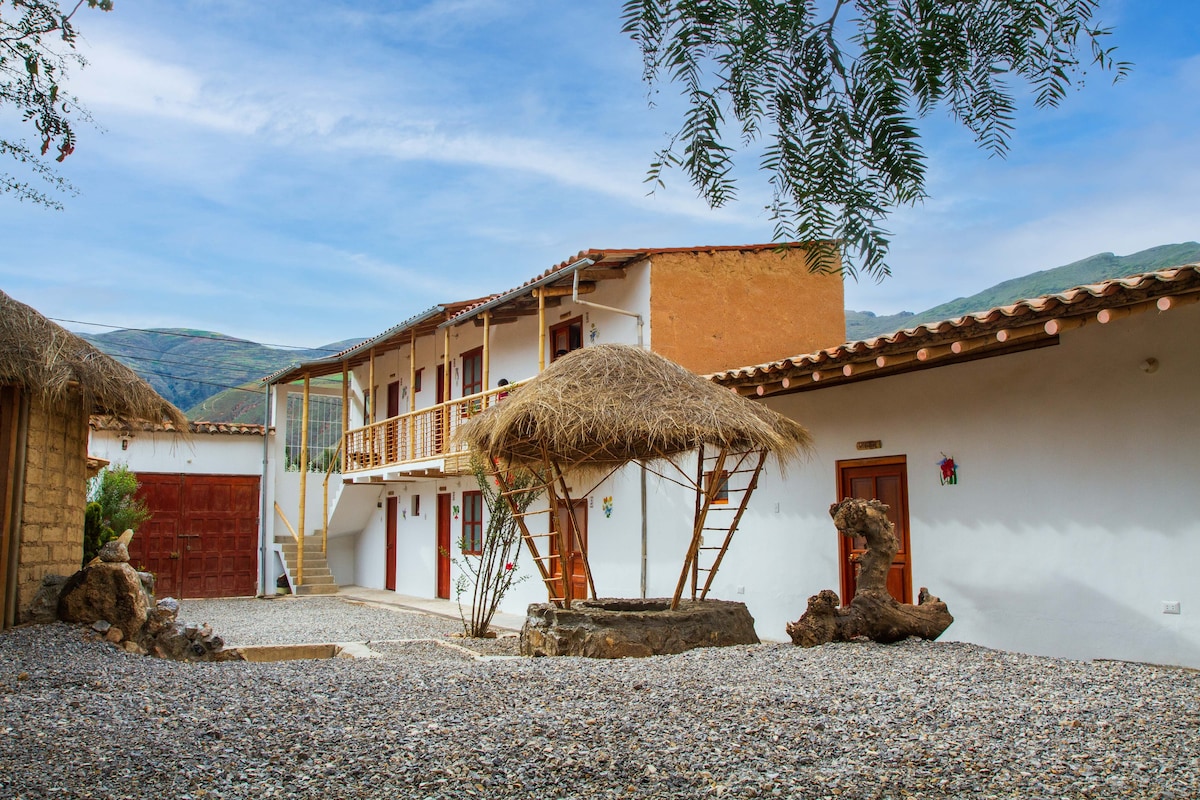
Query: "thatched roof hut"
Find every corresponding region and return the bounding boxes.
[0,290,186,427]
[461,344,812,470]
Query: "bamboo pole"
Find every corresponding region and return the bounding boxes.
[482,311,491,401]
[442,327,451,452]
[340,360,349,472]
[368,347,376,467]
[409,332,416,461]
[537,289,546,372]
[297,374,310,585]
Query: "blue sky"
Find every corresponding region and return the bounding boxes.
[2,1,1197,349]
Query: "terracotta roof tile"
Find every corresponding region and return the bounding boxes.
[90,416,266,436]
[711,265,1200,390]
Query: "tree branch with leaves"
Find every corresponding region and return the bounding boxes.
[622,0,1129,279]
[1,0,112,208]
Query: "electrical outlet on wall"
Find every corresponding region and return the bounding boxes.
[1163,601,1181,614]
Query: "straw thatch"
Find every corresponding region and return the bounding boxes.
[461,344,812,469]
[0,290,187,428]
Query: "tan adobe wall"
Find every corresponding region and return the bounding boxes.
[17,394,87,620]
[648,248,845,374]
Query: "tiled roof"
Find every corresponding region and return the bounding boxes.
[711,265,1200,395]
[90,416,267,436]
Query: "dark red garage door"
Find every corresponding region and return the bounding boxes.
[131,474,260,599]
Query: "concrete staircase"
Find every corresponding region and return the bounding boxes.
[276,535,339,596]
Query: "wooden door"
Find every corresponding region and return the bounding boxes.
[434,365,446,455]
[550,500,588,602]
[386,381,400,462]
[132,474,259,599]
[436,493,451,599]
[385,496,398,591]
[837,457,911,605]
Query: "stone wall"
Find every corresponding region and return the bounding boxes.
[17,393,87,620]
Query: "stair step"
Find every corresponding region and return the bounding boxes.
[295,584,340,596]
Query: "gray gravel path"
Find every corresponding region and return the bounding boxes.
[1,597,1197,799]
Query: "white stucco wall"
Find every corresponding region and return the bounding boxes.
[89,429,265,476]
[749,302,1200,667]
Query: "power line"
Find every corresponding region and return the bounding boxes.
[132,367,264,395]
[53,317,348,353]
[95,342,295,374]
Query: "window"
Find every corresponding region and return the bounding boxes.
[461,491,483,554]
[461,347,483,397]
[549,316,583,362]
[705,470,730,505]
[411,494,421,518]
[413,368,423,393]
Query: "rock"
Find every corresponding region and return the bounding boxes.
[122,640,146,655]
[105,627,124,644]
[97,540,130,563]
[156,597,179,619]
[521,598,759,658]
[91,620,112,634]
[23,575,68,625]
[137,571,155,596]
[57,562,150,641]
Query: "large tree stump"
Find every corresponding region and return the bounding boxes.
[787,497,953,647]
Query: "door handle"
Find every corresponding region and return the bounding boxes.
[170,552,180,559]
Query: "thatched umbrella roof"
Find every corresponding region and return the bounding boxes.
[461,344,812,469]
[0,290,187,428]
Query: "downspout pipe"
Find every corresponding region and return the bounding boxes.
[569,263,649,593]
[258,381,271,597]
[571,268,644,347]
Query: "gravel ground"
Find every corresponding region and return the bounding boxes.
[1,597,1197,799]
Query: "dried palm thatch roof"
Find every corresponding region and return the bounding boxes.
[461,344,812,469]
[0,290,187,428]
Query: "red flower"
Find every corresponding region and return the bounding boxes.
[504,562,514,571]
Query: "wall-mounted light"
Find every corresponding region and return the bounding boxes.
[1140,357,1159,374]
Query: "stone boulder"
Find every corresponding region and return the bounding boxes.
[57,562,151,641]
[521,598,760,658]
[24,574,69,625]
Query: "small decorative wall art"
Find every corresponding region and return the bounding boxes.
[453,504,460,520]
[602,496,614,518]
[938,454,958,485]
[589,323,599,343]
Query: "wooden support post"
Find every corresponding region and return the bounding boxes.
[340,361,349,471]
[537,289,546,373]
[368,347,376,466]
[442,328,451,451]
[482,311,491,400]
[409,332,416,461]
[297,374,310,585]
[553,463,596,603]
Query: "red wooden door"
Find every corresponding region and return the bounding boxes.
[130,474,183,596]
[132,474,260,599]
[550,500,588,602]
[386,381,401,462]
[385,496,398,591]
[837,457,911,605]
[436,493,451,599]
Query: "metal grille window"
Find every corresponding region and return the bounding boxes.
[285,393,344,472]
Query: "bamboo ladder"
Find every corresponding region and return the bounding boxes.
[494,454,597,608]
[670,443,768,608]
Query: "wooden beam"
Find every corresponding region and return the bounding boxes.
[916,344,955,362]
[995,322,1049,343]
[534,282,596,298]
[482,311,491,394]
[1157,292,1200,312]
[1097,298,1160,324]
[579,268,627,280]
[1044,317,1087,336]
[297,374,310,586]
[537,289,546,372]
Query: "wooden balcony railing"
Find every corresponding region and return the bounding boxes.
[342,379,527,474]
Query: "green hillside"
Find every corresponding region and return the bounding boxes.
[80,328,363,419]
[846,242,1200,341]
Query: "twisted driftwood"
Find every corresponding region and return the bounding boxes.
[787,497,953,647]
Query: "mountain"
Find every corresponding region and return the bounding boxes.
[79,328,363,420]
[846,242,1200,341]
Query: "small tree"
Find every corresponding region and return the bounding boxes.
[453,458,543,638]
[82,463,150,564]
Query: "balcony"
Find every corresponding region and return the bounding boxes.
[342,379,528,478]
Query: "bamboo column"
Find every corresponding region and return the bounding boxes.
[368,347,376,467]
[537,289,546,372]
[442,327,451,451]
[482,311,491,401]
[408,332,416,461]
[340,361,348,470]
[296,374,311,585]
